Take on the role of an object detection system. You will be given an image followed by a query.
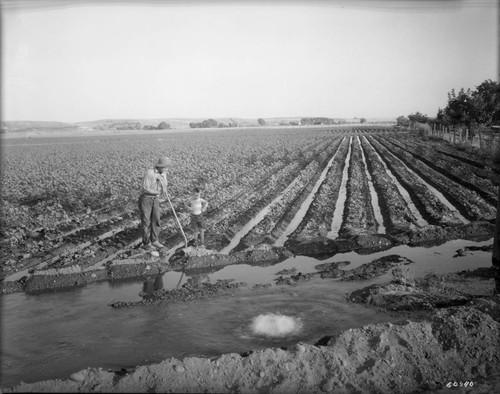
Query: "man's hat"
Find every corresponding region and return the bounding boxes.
[156,156,174,168]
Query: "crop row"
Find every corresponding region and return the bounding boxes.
[280,131,496,243]
[208,137,340,250]
[338,136,377,237]
[365,137,464,226]
[235,136,346,250]
[393,133,498,183]
[374,136,496,221]
[384,135,497,204]
[289,136,349,238]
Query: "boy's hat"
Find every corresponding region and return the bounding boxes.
[156,157,174,168]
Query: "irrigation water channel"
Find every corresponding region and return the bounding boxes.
[1,238,494,388]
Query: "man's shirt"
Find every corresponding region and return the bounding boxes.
[141,168,168,196]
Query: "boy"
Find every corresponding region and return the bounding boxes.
[185,187,208,247]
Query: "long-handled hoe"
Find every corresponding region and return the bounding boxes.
[164,192,188,248]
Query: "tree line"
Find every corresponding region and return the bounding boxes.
[189,119,238,128]
[108,121,171,130]
[300,117,342,125]
[396,79,500,141]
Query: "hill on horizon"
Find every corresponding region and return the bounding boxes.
[0,120,79,133]
[1,116,396,134]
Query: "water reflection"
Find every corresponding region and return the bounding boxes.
[142,275,164,295]
[184,272,210,288]
[140,270,212,296]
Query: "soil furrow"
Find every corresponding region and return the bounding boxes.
[364,137,466,226]
[358,136,385,234]
[360,136,420,235]
[410,136,498,188]
[287,136,350,240]
[210,138,337,251]
[273,136,347,245]
[374,136,496,222]
[385,136,497,206]
[230,161,322,252]
[236,136,345,250]
[327,136,354,238]
[339,136,377,237]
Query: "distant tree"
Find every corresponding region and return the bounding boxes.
[360,118,366,124]
[396,116,410,127]
[201,119,218,128]
[258,118,266,126]
[472,79,500,127]
[408,112,428,124]
[444,88,482,140]
[435,108,448,125]
[156,121,170,130]
[143,125,155,130]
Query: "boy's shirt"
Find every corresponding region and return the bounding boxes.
[187,196,208,215]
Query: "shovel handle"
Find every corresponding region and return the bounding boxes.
[164,193,188,248]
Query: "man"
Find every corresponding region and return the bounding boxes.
[139,156,173,251]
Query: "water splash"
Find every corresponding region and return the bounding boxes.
[250,313,302,337]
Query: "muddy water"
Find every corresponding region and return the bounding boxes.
[327,136,353,238]
[1,238,494,388]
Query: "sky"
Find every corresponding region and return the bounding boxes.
[1,0,498,122]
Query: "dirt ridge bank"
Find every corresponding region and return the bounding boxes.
[3,305,499,393]
[1,224,494,296]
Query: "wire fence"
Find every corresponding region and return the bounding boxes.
[417,124,500,159]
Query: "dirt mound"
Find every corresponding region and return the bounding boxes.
[168,244,293,271]
[110,279,247,308]
[285,236,356,259]
[284,223,495,260]
[347,267,500,314]
[342,254,414,281]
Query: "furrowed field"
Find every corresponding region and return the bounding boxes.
[0,126,498,291]
[2,125,500,394]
